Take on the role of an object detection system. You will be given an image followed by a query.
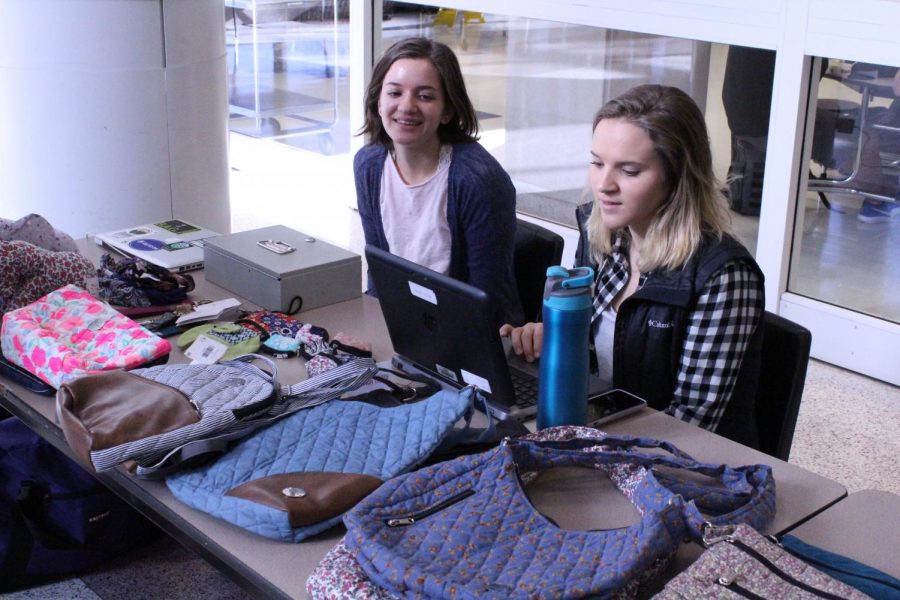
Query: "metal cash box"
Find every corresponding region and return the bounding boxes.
[203,225,361,312]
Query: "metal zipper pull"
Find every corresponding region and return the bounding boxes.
[383,489,475,528]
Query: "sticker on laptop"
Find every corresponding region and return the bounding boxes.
[408,281,437,304]
[461,369,492,394]
[163,241,193,252]
[435,363,458,383]
[156,219,201,235]
[116,227,153,238]
[128,238,165,251]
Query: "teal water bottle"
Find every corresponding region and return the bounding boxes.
[537,265,594,429]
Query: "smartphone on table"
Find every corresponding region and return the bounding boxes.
[586,388,647,426]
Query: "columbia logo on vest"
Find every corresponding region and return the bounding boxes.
[648,320,673,329]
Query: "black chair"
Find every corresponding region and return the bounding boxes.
[512,219,564,323]
[754,311,812,462]
[808,61,900,206]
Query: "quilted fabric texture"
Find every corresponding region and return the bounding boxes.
[131,357,379,477]
[654,523,872,599]
[166,386,476,541]
[0,240,96,313]
[0,213,78,252]
[343,433,776,600]
[308,540,400,600]
[236,309,308,339]
[1,285,171,388]
[307,425,661,600]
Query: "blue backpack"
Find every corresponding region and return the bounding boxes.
[0,415,159,592]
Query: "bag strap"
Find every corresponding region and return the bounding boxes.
[279,357,379,410]
[780,534,900,593]
[521,434,697,460]
[370,367,441,402]
[434,387,497,450]
[0,501,34,591]
[135,357,380,478]
[507,436,776,538]
[228,353,279,379]
[15,481,85,550]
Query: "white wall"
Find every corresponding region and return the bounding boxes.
[0,0,230,238]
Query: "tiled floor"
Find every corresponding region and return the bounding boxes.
[790,360,900,496]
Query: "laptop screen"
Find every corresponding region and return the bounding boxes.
[365,245,520,408]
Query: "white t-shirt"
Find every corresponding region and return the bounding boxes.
[380,146,453,275]
[593,304,617,383]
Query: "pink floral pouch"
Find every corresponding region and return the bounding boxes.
[1,284,171,388]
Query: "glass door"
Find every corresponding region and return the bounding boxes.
[792,57,900,324]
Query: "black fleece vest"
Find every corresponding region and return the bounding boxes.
[575,203,764,448]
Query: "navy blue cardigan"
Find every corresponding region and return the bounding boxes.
[355,142,523,326]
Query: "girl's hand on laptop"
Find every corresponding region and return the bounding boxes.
[499,323,543,362]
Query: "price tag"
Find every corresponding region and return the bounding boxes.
[184,334,228,364]
[461,369,492,394]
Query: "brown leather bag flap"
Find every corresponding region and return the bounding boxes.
[225,471,383,527]
[56,370,200,463]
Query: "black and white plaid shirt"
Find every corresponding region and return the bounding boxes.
[591,233,764,431]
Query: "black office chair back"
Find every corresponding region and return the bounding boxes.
[513,219,564,322]
[755,311,812,462]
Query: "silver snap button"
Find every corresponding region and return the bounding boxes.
[281,487,307,498]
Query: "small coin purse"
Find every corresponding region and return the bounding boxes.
[236,310,304,339]
[261,333,301,358]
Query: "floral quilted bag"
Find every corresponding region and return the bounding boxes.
[0,285,171,388]
[96,252,195,307]
[0,240,96,313]
[337,427,776,600]
[654,523,872,599]
[235,309,307,339]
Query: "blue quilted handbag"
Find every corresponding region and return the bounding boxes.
[343,431,776,600]
[166,386,481,542]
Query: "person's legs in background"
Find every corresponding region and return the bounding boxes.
[854,68,900,223]
[858,198,900,223]
[721,47,777,218]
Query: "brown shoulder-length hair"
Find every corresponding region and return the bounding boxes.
[359,37,479,148]
[587,84,733,271]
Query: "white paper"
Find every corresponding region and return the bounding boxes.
[461,369,491,394]
[184,334,228,364]
[175,298,241,326]
[408,281,437,305]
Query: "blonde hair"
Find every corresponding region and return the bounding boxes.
[587,84,734,271]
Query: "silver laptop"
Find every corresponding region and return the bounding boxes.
[94,219,219,273]
[365,245,606,421]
